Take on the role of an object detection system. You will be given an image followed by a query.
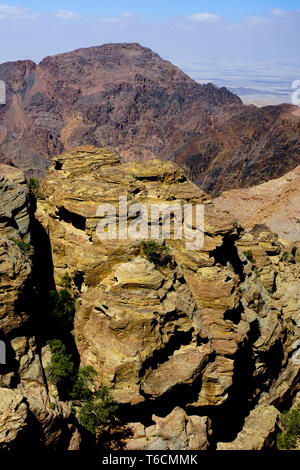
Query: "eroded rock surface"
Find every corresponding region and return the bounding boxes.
[34,147,300,450]
[214,165,300,242]
[0,166,79,450]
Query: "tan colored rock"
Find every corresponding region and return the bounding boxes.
[217,405,279,450]
[0,388,29,449]
[36,147,300,449]
[142,346,210,398]
[114,257,164,289]
[0,238,31,334]
[0,164,30,242]
[126,407,211,450]
[214,165,300,242]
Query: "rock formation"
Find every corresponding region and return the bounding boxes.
[32,147,299,450]
[0,147,299,449]
[0,164,79,450]
[214,165,300,242]
[0,44,299,196]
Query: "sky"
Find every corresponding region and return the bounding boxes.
[0,1,299,105]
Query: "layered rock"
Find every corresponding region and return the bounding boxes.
[35,146,300,450]
[0,166,79,450]
[126,407,211,450]
[0,164,30,242]
[217,405,279,450]
[214,165,300,242]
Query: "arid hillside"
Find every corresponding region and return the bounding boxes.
[0,43,299,195]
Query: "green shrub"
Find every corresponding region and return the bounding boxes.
[277,405,300,450]
[9,238,31,254]
[141,240,172,266]
[70,366,97,401]
[29,177,45,200]
[61,272,72,290]
[49,288,75,331]
[16,240,31,254]
[243,250,256,264]
[78,386,118,435]
[46,339,75,387]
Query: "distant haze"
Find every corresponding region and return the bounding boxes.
[0,2,299,105]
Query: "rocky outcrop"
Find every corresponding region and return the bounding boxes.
[0,238,31,334]
[0,388,29,449]
[214,165,300,242]
[126,407,211,450]
[34,147,300,450]
[217,405,279,450]
[0,166,79,450]
[0,147,299,450]
[1,44,300,196]
[0,164,30,242]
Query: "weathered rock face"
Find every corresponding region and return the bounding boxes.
[1,43,300,196]
[0,164,30,242]
[217,405,280,450]
[126,407,211,450]
[0,388,29,449]
[36,147,300,450]
[0,167,79,450]
[214,165,300,242]
[0,238,31,334]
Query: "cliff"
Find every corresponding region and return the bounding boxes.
[0,147,299,449]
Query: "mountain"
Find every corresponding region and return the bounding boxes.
[1,43,299,195]
[214,164,300,242]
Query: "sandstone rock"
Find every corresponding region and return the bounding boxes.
[34,147,300,449]
[215,165,300,242]
[126,407,211,450]
[0,164,30,242]
[217,405,279,450]
[142,346,210,398]
[0,238,31,334]
[0,388,29,449]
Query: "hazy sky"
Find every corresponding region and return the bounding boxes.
[0,1,299,104]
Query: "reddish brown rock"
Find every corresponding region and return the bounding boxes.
[1,44,299,196]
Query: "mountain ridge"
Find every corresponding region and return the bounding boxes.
[0,42,299,196]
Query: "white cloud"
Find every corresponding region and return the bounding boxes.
[243,15,269,26]
[0,3,39,20]
[54,10,80,19]
[270,8,287,17]
[122,11,135,18]
[187,12,220,22]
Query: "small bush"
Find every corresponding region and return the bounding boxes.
[61,272,72,290]
[46,339,75,388]
[277,405,300,450]
[243,250,256,264]
[16,240,31,254]
[141,240,172,266]
[70,366,97,401]
[78,386,118,435]
[9,237,31,254]
[29,177,45,200]
[49,288,76,331]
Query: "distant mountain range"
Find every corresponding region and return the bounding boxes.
[0,43,299,196]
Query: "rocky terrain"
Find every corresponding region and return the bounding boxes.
[0,43,299,196]
[214,164,300,243]
[0,146,299,450]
